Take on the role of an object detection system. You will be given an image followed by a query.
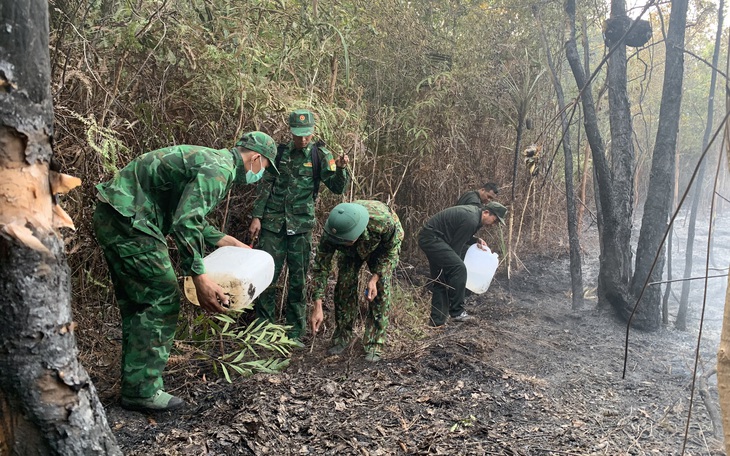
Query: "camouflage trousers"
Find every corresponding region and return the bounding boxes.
[332,253,393,352]
[93,202,179,399]
[418,228,467,326]
[254,227,311,339]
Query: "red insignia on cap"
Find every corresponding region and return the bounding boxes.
[299,115,306,121]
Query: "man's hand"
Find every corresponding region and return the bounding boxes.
[215,235,249,248]
[192,274,228,313]
[476,238,488,251]
[248,218,261,246]
[335,154,350,168]
[311,299,324,333]
[365,274,379,302]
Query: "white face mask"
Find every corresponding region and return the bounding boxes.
[245,155,265,184]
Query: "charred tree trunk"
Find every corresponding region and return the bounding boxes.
[607,2,636,251]
[534,7,583,309]
[0,1,121,454]
[676,0,724,331]
[631,0,688,331]
[602,0,637,321]
[565,0,626,316]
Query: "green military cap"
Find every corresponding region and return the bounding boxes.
[289,109,315,136]
[324,202,369,244]
[484,201,507,225]
[236,131,280,175]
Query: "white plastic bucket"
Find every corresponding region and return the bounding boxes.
[183,246,275,311]
[464,244,499,294]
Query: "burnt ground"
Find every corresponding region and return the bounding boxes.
[87,232,729,456]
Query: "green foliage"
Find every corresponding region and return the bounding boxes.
[450,414,476,432]
[177,312,296,382]
[67,110,127,173]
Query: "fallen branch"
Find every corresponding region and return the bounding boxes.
[698,366,722,439]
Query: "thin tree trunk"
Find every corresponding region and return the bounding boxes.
[662,155,681,325]
[534,6,583,309]
[631,0,689,331]
[507,122,524,280]
[0,1,120,454]
[565,0,628,317]
[515,179,533,251]
[676,0,724,330]
[578,142,590,235]
[717,31,730,456]
[717,268,730,454]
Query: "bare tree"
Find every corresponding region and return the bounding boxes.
[0,1,120,454]
[631,0,689,330]
[534,6,583,310]
[676,0,724,330]
[565,0,627,316]
[605,1,637,312]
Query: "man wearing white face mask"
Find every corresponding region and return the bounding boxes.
[248,109,350,346]
[93,131,278,412]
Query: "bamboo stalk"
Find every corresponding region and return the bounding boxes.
[515,179,534,253]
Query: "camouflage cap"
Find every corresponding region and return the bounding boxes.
[484,201,507,225]
[324,202,369,244]
[236,131,279,175]
[289,109,315,136]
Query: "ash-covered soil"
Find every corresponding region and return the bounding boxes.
[89,244,728,456]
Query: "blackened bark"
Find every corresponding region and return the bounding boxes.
[534,7,583,309]
[676,0,724,330]
[631,0,689,331]
[606,0,635,292]
[0,0,121,454]
[565,0,630,317]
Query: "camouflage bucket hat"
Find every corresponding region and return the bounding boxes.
[289,109,315,136]
[324,203,369,244]
[236,131,279,175]
[485,201,507,225]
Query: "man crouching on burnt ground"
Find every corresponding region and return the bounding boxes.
[93,132,278,412]
[418,202,507,327]
[310,200,403,362]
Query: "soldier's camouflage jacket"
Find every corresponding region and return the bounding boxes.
[311,200,403,301]
[251,141,348,235]
[96,145,247,276]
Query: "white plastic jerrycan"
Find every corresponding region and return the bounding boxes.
[464,244,499,294]
[183,246,275,311]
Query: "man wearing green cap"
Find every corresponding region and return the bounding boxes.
[93,131,278,412]
[309,200,403,362]
[418,201,507,327]
[249,109,349,345]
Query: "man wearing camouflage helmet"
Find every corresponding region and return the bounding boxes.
[418,201,507,327]
[249,109,349,346]
[93,131,278,412]
[310,200,403,362]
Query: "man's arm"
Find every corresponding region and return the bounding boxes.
[310,240,337,302]
[170,170,232,275]
[309,240,337,333]
[319,146,349,194]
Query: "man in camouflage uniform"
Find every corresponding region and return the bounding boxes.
[456,182,499,207]
[93,132,278,412]
[418,201,507,327]
[249,109,349,345]
[310,200,403,362]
